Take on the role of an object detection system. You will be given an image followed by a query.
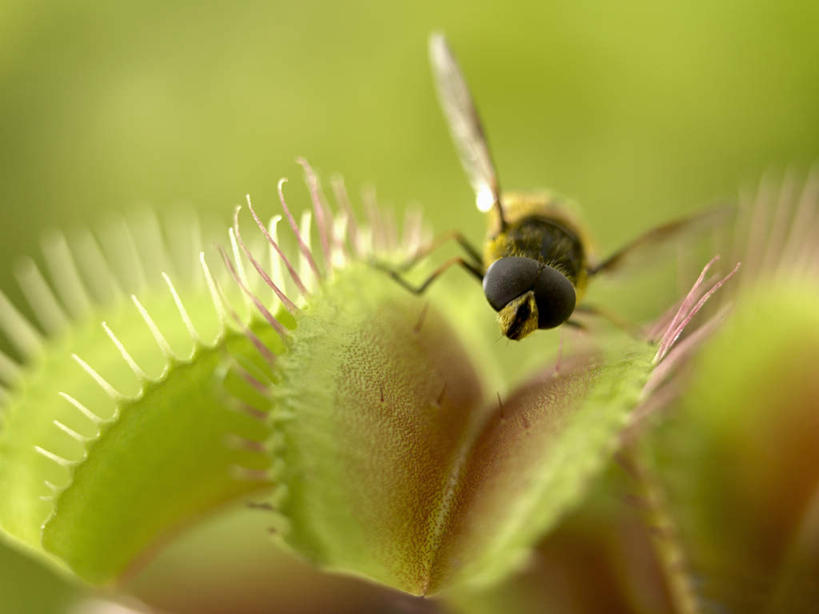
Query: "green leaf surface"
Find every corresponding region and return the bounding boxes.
[40,328,279,583]
[272,265,489,595]
[432,345,652,592]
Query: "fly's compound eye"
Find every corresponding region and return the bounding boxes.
[533,265,576,329]
[482,257,540,311]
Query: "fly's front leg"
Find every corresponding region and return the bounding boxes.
[389,230,483,273]
[378,257,484,295]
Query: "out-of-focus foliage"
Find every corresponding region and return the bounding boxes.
[653,283,819,612]
[0,539,83,614]
[127,504,440,614]
[442,469,676,614]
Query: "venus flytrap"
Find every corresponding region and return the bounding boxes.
[221,167,741,597]
[0,161,738,605]
[0,213,281,582]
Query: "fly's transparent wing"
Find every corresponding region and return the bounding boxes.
[429,33,503,219]
[589,207,735,275]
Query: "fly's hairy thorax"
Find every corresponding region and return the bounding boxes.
[484,193,590,299]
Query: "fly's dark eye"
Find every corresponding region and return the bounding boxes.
[533,266,576,329]
[482,257,540,311]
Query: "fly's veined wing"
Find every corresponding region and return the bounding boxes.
[589,206,735,276]
[429,33,501,215]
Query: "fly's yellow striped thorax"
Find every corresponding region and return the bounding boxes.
[483,191,593,301]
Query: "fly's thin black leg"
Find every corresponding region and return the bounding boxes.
[383,257,484,295]
[396,230,483,272]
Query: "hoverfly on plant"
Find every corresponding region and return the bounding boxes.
[381,34,723,341]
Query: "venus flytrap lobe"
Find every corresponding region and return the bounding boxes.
[0,213,277,580]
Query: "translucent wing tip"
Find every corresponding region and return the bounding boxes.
[427,31,504,219]
[429,32,460,78]
[428,31,447,57]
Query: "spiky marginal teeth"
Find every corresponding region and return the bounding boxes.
[266,216,288,295]
[383,209,399,252]
[42,231,92,319]
[235,365,273,395]
[655,256,721,355]
[358,226,375,257]
[75,229,124,302]
[33,445,78,468]
[199,252,229,330]
[297,158,333,271]
[298,211,316,292]
[644,303,733,399]
[162,273,202,345]
[233,207,298,315]
[58,392,106,425]
[131,295,177,363]
[655,260,741,363]
[218,247,288,342]
[362,185,381,250]
[115,216,148,292]
[759,170,798,271]
[138,209,174,281]
[224,434,268,453]
[53,419,95,444]
[247,196,309,297]
[235,355,274,387]
[229,466,272,482]
[101,322,151,383]
[0,290,44,358]
[228,227,254,315]
[402,208,425,257]
[14,258,69,335]
[330,214,349,268]
[71,353,127,402]
[330,174,362,257]
[625,259,742,441]
[732,167,819,284]
[0,349,21,385]
[277,178,322,282]
[225,399,269,421]
[0,209,290,582]
[208,259,277,365]
[782,167,819,269]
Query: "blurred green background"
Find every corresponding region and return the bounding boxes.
[3,0,819,284]
[1,0,818,611]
